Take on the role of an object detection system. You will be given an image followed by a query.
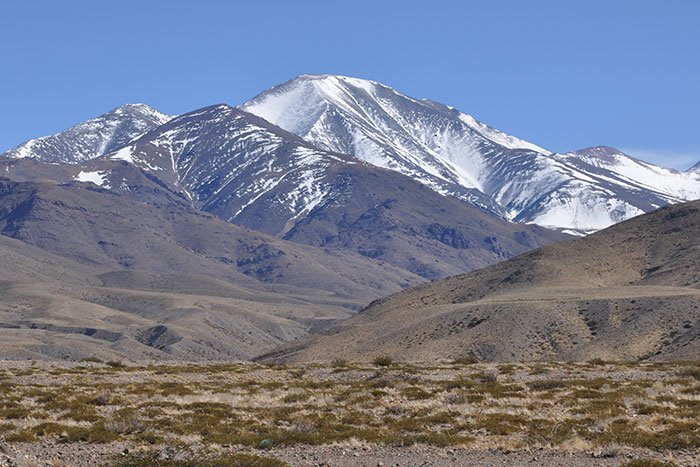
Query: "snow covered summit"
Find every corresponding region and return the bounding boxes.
[242,74,700,233]
[1,103,172,163]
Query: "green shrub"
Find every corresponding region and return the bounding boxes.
[372,356,394,367]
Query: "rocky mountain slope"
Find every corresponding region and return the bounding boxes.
[0,98,568,360]
[5,77,697,236]
[0,78,697,363]
[269,199,700,363]
[243,74,700,233]
[4,76,698,237]
[0,167,417,303]
[1,104,171,163]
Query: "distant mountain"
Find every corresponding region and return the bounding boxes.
[242,74,540,217]
[1,104,171,163]
[243,75,700,233]
[1,79,697,362]
[689,160,700,173]
[269,199,700,363]
[69,104,566,279]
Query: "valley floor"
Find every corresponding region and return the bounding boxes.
[0,360,698,466]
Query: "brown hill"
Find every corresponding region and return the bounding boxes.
[0,229,394,362]
[270,200,700,363]
[0,170,424,361]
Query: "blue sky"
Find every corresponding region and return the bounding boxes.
[1,1,698,168]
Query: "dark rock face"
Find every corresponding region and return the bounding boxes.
[427,224,474,250]
[0,174,419,301]
[136,325,182,350]
[236,244,287,281]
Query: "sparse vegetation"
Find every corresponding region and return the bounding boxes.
[0,361,698,465]
[372,355,394,367]
[106,360,126,369]
[331,358,348,368]
[451,355,478,365]
[79,356,104,364]
[621,460,678,467]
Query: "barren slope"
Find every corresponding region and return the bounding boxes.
[0,232,369,361]
[272,200,700,362]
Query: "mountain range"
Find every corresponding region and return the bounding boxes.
[0,74,698,361]
[3,103,170,163]
[1,103,564,280]
[5,75,699,236]
[0,167,422,360]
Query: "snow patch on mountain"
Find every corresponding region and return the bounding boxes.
[75,170,110,188]
[90,105,344,236]
[111,146,135,163]
[284,147,331,216]
[564,147,700,200]
[526,186,645,232]
[456,113,550,154]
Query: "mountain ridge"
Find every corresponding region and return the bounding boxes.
[2,75,698,236]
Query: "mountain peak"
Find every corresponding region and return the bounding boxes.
[242,74,551,215]
[573,145,624,157]
[294,73,381,85]
[570,146,628,164]
[1,104,173,164]
[169,103,236,119]
[242,76,700,232]
[110,102,166,115]
[569,146,672,171]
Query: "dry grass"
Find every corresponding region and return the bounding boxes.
[0,360,698,459]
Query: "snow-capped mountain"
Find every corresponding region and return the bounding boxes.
[3,75,696,235]
[1,104,171,163]
[65,104,565,279]
[242,74,700,233]
[88,104,353,235]
[689,161,700,173]
[507,146,700,233]
[242,74,548,216]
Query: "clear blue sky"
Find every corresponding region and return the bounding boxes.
[2,0,698,168]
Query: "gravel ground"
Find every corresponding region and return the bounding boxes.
[0,441,695,467]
